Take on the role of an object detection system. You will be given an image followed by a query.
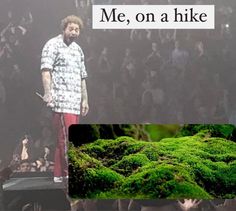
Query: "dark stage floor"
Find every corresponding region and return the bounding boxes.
[2,174,70,211]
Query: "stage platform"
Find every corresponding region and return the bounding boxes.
[2,173,71,211]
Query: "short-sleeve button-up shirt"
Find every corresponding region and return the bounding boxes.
[41,35,87,115]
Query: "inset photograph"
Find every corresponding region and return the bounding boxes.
[69,124,236,210]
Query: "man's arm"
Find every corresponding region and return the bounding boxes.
[41,68,53,106]
[81,79,89,116]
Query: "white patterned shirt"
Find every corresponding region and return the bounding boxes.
[41,35,87,115]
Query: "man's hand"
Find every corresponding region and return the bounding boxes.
[42,93,54,107]
[178,199,202,211]
[81,100,89,116]
[41,69,53,107]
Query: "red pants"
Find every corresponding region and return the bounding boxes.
[53,112,79,177]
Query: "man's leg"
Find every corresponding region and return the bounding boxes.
[53,113,79,178]
[53,112,64,178]
[61,113,79,177]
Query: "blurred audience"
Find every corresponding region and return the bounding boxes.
[1,0,236,172]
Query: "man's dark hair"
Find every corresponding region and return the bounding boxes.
[61,15,83,31]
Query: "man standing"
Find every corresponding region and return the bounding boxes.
[41,15,89,183]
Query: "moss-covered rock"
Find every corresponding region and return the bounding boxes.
[69,144,124,198]
[177,124,236,140]
[69,132,236,199]
[111,153,150,176]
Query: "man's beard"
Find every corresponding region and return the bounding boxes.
[64,36,76,45]
[68,36,76,43]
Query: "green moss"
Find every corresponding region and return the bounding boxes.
[82,144,105,159]
[111,153,150,176]
[70,165,124,198]
[199,138,236,154]
[68,146,102,169]
[177,124,236,140]
[142,145,159,161]
[69,131,236,199]
[82,137,147,164]
[120,163,199,199]
[169,181,212,199]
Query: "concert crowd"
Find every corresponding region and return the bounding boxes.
[0,0,235,166]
